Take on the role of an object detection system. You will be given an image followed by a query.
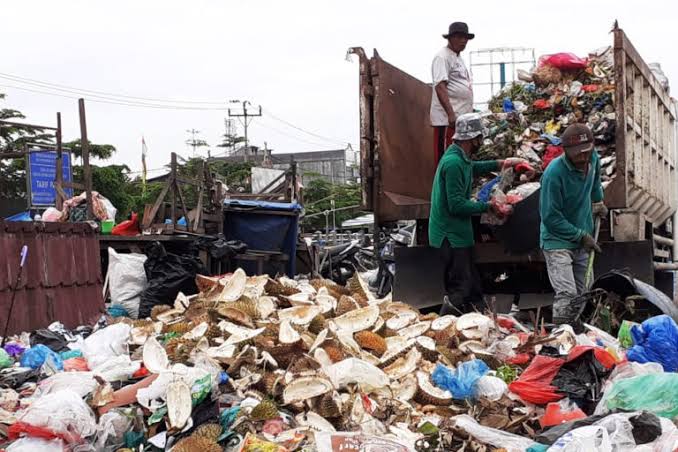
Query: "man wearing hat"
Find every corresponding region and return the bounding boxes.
[430,113,527,315]
[540,123,607,324]
[431,22,475,164]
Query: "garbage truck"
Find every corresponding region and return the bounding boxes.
[349,24,678,312]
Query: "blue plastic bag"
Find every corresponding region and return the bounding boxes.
[502,98,515,113]
[20,344,64,371]
[432,359,489,400]
[627,315,678,372]
[477,177,500,203]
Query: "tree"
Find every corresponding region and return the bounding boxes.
[216,132,246,154]
[63,139,116,160]
[303,178,362,231]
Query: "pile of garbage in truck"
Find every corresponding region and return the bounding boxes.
[1,263,677,452]
[473,48,619,208]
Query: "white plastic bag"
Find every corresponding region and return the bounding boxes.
[452,415,536,452]
[82,323,131,371]
[474,376,508,401]
[107,248,147,319]
[92,355,141,382]
[593,414,635,451]
[547,426,611,452]
[6,437,65,452]
[41,207,63,222]
[99,197,117,222]
[36,372,98,399]
[17,389,97,438]
[93,409,133,452]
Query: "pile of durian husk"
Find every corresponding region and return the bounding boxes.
[117,268,538,451]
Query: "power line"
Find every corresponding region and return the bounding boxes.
[0,71,228,105]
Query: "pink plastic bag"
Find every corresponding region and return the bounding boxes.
[539,53,588,71]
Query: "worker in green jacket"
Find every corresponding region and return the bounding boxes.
[540,123,607,324]
[429,112,527,315]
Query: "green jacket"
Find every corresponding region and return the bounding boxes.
[428,145,499,248]
[540,151,603,250]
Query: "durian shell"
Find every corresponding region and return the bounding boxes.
[217,306,255,329]
[192,423,222,441]
[335,295,359,317]
[265,279,300,297]
[352,291,369,308]
[317,392,342,418]
[308,314,327,335]
[205,324,223,342]
[230,297,261,319]
[173,436,221,452]
[151,304,172,321]
[420,312,438,322]
[354,331,387,356]
[260,372,284,398]
[310,278,350,297]
[414,371,453,406]
[288,355,321,374]
[250,399,279,421]
[322,342,346,363]
[162,321,191,335]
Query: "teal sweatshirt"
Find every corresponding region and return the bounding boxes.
[539,151,604,250]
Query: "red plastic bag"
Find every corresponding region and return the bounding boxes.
[111,212,140,236]
[582,84,600,93]
[63,357,89,372]
[538,53,588,71]
[533,99,552,110]
[543,145,564,170]
[508,355,565,404]
[539,401,586,428]
[567,345,617,370]
[8,421,81,444]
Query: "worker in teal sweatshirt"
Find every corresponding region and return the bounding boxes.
[540,123,607,324]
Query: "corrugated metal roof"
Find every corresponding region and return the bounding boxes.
[0,221,105,335]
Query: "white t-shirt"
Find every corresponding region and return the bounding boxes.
[430,46,473,126]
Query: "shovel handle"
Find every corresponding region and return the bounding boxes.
[585,218,601,288]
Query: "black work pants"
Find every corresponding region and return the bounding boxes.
[439,239,484,315]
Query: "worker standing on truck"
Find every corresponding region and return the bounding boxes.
[430,22,475,164]
[540,123,607,324]
[429,113,527,315]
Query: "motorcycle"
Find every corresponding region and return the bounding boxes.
[369,223,415,298]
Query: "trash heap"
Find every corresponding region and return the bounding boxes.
[1,269,678,451]
[474,49,618,207]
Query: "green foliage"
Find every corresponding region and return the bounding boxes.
[63,139,116,160]
[303,178,362,231]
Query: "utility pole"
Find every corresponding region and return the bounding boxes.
[186,129,208,158]
[223,119,236,156]
[228,100,262,162]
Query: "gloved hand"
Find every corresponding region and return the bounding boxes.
[592,202,608,218]
[502,157,529,169]
[489,197,514,217]
[581,233,602,253]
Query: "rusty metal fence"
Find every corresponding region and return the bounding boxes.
[0,221,104,335]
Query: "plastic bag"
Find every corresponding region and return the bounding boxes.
[508,355,564,405]
[82,323,131,372]
[36,372,97,399]
[30,329,69,353]
[539,53,588,71]
[41,207,63,222]
[17,389,97,439]
[597,373,678,418]
[543,145,564,170]
[99,196,117,222]
[111,212,139,236]
[432,359,489,400]
[600,361,663,394]
[5,437,65,452]
[138,242,206,319]
[627,315,678,371]
[63,357,89,372]
[107,248,148,319]
[629,412,662,445]
[540,399,586,428]
[547,425,611,452]
[92,355,140,382]
[0,348,12,369]
[19,345,63,371]
[452,415,537,452]
[474,375,508,401]
[93,409,133,452]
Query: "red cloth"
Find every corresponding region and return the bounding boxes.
[433,125,455,164]
[542,145,564,170]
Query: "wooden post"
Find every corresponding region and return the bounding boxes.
[170,152,177,227]
[55,112,64,210]
[78,99,94,220]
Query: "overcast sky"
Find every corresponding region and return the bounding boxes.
[2,0,677,175]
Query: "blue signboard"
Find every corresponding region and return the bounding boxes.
[28,151,73,206]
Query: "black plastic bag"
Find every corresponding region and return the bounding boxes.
[138,242,207,319]
[29,329,69,353]
[630,411,662,444]
[197,235,248,260]
[551,349,610,413]
[536,415,606,445]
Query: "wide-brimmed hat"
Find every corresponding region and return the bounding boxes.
[443,22,475,39]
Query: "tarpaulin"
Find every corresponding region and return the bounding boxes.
[223,200,300,276]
